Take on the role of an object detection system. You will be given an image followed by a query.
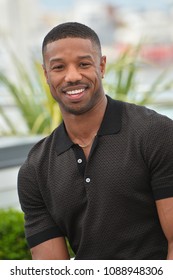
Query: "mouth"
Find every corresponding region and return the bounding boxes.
[62,86,88,101]
[66,88,85,95]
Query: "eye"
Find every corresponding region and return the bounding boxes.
[80,62,91,68]
[52,64,64,71]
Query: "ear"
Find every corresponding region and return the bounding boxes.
[42,64,49,84]
[100,56,106,79]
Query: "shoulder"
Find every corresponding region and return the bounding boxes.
[19,124,63,173]
[123,101,161,121]
[122,101,173,132]
[27,130,56,161]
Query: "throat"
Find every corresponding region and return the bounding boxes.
[76,134,97,148]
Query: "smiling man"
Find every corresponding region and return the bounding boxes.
[18,22,173,260]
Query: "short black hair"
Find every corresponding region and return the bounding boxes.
[42,22,101,55]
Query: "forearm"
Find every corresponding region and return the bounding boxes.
[31,237,70,260]
[156,198,173,260]
[167,242,173,260]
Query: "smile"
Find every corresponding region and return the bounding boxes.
[66,88,85,95]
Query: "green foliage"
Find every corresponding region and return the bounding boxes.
[66,239,75,259]
[103,46,173,106]
[0,208,31,260]
[0,55,62,136]
[0,208,75,259]
[0,47,173,136]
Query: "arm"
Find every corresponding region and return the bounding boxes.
[18,160,70,260]
[156,197,173,260]
[31,236,70,260]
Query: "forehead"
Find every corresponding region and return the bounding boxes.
[43,37,100,60]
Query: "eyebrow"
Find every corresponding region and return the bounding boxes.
[77,55,93,60]
[49,55,94,64]
[49,57,63,63]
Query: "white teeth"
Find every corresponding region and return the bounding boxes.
[66,88,85,95]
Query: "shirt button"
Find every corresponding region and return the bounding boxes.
[77,159,83,164]
[85,177,91,183]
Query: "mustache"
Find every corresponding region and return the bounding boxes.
[61,81,89,91]
[63,81,86,87]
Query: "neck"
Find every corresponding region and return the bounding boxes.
[62,95,107,142]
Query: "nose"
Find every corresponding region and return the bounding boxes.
[64,65,82,83]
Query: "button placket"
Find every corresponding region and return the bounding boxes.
[85,177,91,183]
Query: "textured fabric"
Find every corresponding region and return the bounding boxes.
[18,96,173,259]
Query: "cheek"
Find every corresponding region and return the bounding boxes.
[89,68,101,82]
[95,70,102,85]
[95,66,103,79]
[46,76,59,96]
[47,74,61,89]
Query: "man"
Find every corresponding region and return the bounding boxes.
[18,22,173,260]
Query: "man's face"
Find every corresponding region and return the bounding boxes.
[43,37,106,116]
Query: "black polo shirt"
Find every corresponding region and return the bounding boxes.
[18,96,173,259]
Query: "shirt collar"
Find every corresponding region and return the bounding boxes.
[97,95,123,136]
[55,95,123,155]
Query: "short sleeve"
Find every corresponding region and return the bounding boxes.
[145,112,173,200]
[18,160,64,248]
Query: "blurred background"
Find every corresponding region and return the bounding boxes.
[0,0,173,259]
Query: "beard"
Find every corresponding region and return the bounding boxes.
[52,86,103,116]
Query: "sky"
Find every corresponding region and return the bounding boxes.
[40,0,173,11]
